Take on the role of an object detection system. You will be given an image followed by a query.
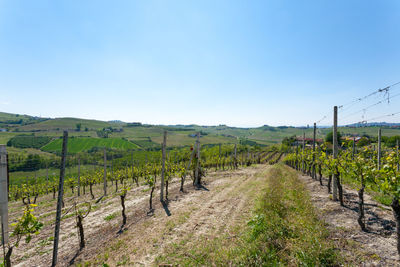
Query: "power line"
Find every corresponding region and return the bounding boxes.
[339,91,400,121]
[353,111,400,125]
[338,81,400,110]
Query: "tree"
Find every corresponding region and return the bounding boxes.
[325,131,342,144]
[23,154,41,171]
[385,136,400,148]
[282,135,296,146]
[357,137,371,147]
[76,123,82,132]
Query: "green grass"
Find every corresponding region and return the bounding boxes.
[156,164,343,266]
[104,212,118,221]
[41,137,140,153]
[240,165,340,266]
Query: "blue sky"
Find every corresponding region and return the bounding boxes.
[0,0,400,127]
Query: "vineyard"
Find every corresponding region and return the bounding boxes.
[1,124,400,266]
[1,122,400,266]
[0,130,287,266]
[283,136,400,261]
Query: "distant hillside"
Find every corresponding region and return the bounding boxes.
[346,122,400,127]
[1,112,400,151]
[16,117,113,131]
[0,112,49,128]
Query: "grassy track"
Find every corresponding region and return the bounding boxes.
[41,137,140,153]
[155,164,342,266]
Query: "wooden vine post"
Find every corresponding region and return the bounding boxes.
[332,106,338,201]
[160,131,167,202]
[0,145,9,265]
[378,127,382,170]
[46,165,49,195]
[103,148,107,196]
[52,131,68,267]
[295,141,299,170]
[219,143,221,169]
[352,137,356,160]
[302,132,305,173]
[234,143,237,169]
[194,132,201,187]
[397,139,399,172]
[77,157,81,197]
[313,122,316,179]
[6,153,8,198]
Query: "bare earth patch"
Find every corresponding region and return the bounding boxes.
[298,173,399,266]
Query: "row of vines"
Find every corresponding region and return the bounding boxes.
[283,144,400,255]
[1,141,279,266]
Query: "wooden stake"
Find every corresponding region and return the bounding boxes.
[302,132,305,172]
[160,131,167,202]
[103,148,107,196]
[77,157,81,197]
[378,127,382,170]
[313,123,316,151]
[0,145,9,246]
[313,123,316,178]
[195,132,201,186]
[52,131,68,267]
[46,165,49,195]
[397,139,399,172]
[332,106,338,201]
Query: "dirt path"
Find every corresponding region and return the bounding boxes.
[298,173,399,266]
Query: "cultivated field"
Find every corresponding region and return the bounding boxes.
[2,163,397,266]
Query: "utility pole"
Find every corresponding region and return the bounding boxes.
[332,106,338,201]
